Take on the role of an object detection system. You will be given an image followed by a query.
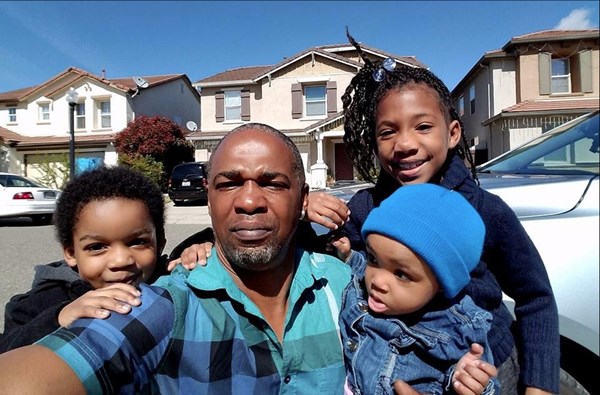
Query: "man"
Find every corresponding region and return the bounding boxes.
[0,124,494,394]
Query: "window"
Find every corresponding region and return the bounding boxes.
[539,51,592,95]
[215,90,250,123]
[8,108,16,123]
[551,58,570,94]
[76,103,85,129]
[38,103,50,122]
[98,100,111,128]
[224,91,241,121]
[469,85,476,115]
[458,96,465,117]
[304,85,326,117]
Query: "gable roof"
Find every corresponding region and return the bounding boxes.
[195,42,426,87]
[504,29,599,48]
[0,67,197,103]
[452,28,600,94]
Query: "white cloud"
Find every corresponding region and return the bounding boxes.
[555,8,596,29]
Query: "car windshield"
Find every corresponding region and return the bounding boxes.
[173,164,205,177]
[478,112,599,176]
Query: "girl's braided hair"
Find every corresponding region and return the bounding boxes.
[341,28,477,184]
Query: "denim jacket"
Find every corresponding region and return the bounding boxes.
[340,252,499,395]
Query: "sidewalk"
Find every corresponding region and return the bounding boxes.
[165,201,212,225]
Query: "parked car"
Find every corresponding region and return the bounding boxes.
[313,110,599,394]
[167,162,208,206]
[477,109,598,394]
[0,172,61,225]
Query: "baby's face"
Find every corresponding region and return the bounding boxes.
[63,198,159,290]
[364,233,440,316]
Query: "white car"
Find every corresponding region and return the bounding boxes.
[0,172,61,225]
[478,110,599,394]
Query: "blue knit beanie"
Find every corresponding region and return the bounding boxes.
[361,184,485,299]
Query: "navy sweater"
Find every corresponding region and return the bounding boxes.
[341,155,559,392]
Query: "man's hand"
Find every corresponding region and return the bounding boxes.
[167,242,213,271]
[58,284,141,327]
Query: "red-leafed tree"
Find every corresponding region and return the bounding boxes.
[114,115,194,189]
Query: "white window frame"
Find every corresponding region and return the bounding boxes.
[75,102,85,129]
[8,107,16,123]
[97,100,111,129]
[304,85,326,117]
[469,85,476,115]
[458,96,465,117]
[38,102,50,122]
[551,58,571,94]
[224,90,241,122]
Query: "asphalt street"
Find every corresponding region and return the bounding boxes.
[0,201,212,330]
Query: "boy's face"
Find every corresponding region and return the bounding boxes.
[63,198,159,290]
[364,233,440,316]
[374,84,461,185]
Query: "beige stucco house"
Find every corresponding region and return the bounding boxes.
[192,44,426,189]
[0,67,200,186]
[451,29,599,164]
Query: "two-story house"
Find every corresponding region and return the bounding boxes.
[0,67,201,185]
[192,44,426,189]
[451,29,599,164]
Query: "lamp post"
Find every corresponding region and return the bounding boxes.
[65,87,79,180]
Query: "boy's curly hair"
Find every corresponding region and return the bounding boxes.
[55,166,165,251]
[342,28,476,183]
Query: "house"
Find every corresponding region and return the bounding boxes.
[451,29,599,164]
[0,67,201,186]
[192,44,426,189]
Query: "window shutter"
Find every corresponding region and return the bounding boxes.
[538,52,551,95]
[578,50,593,93]
[215,92,224,122]
[326,81,337,115]
[241,90,251,121]
[291,83,302,119]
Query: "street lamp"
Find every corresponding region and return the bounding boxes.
[65,87,79,180]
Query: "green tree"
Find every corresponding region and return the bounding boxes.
[114,115,194,189]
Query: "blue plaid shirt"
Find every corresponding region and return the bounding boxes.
[37,248,351,394]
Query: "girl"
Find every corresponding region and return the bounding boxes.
[308,31,559,394]
[0,166,168,352]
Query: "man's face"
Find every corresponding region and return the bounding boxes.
[208,129,307,271]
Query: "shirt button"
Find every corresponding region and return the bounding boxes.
[358,302,368,312]
[284,375,291,384]
[346,339,358,352]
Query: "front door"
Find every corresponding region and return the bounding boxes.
[334,143,353,181]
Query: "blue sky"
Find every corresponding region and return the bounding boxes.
[1,1,598,93]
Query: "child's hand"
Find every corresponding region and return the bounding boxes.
[167,242,213,271]
[452,343,497,395]
[327,235,352,262]
[306,191,350,230]
[58,283,141,327]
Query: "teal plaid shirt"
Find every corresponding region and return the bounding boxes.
[37,248,351,394]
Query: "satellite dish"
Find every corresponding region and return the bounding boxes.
[186,121,198,132]
[133,76,149,88]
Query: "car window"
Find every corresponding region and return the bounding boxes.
[172,164,206,178]
[2,175,44,188]
[478,112,599,176]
